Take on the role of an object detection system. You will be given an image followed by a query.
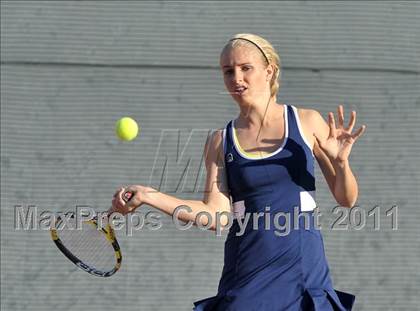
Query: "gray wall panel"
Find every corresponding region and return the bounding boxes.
[2,1,419,72]
[2,1,419,311]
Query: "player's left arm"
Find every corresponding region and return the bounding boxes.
[299,106,366,208]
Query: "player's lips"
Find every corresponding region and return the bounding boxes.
[233,86,248,95]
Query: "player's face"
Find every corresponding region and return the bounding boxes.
[220,46,270,103]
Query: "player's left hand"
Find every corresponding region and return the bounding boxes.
[314,105,366,164]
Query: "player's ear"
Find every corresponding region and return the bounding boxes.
[266,64,274,81]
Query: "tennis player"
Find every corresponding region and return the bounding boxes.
[112,33,365,310]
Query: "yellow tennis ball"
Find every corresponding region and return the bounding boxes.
[115,117,139,141]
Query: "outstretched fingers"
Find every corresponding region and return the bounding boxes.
[328,112,337,138]
[351,125,366,141]
[347,110,356,132]
[337,105,345,128]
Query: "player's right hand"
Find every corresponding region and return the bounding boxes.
[111,185,147,215]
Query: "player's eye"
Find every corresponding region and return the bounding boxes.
[242,66,251,71]
[224,69,233,75]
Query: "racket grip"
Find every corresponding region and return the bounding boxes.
[122,191,134,203]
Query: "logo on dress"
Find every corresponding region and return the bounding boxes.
[226,153,234,163]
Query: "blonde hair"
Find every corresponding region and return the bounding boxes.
[222,33,281,99]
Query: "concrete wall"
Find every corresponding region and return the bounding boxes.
[1,1,419,310]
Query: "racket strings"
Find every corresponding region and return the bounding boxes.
[56,218,116,272]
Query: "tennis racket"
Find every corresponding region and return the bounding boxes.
[50,191,133,277]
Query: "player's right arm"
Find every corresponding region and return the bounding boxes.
[111,129,232,231]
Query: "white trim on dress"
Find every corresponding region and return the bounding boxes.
[291,105,314,156]
[231,104,289,160]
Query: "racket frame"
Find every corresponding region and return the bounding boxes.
[50,215,122,277]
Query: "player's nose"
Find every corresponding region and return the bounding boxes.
[232,69,244,83]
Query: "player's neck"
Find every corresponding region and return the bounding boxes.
[237,98,282,128]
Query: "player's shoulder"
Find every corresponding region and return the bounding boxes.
[293,106,329,139]
[207,128,224,144]
[204,128,224,153]
[204,128,225,167]
[293,106,324,125]
[294,106,322,119]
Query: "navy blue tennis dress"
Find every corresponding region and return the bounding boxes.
[193,104,355,311]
